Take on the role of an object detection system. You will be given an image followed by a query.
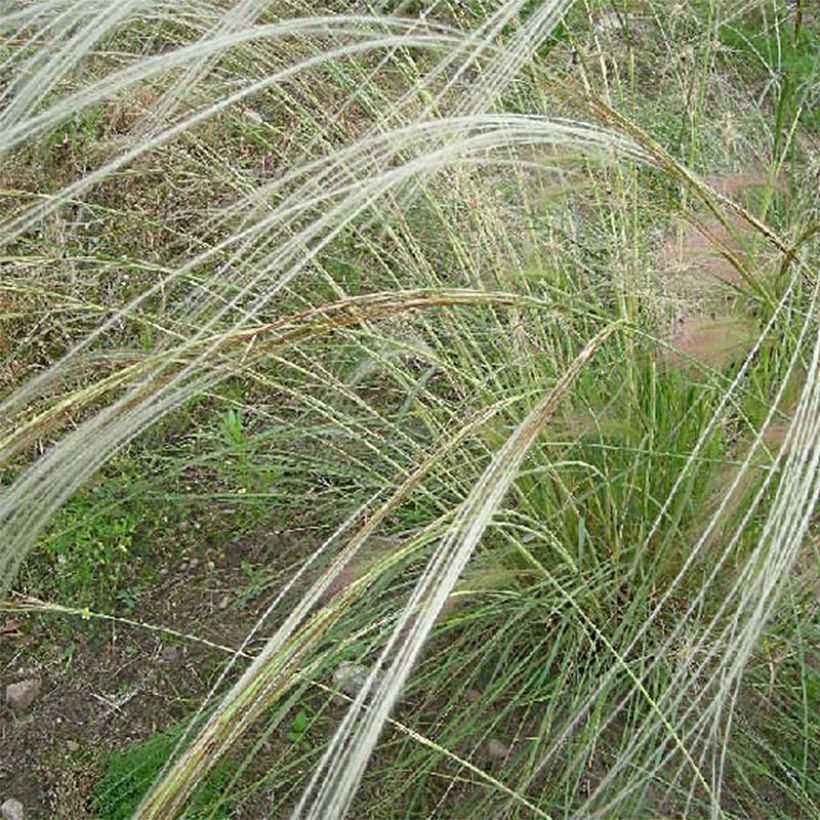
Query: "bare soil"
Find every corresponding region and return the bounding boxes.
[0,523,314,818]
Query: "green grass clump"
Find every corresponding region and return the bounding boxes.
[0,1,818,818]
[31,475,143,608]
[91,722,234,819]
[719,6,820,133]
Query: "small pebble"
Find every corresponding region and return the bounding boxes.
[465,688,482,704]
[160,645,182,662]
[487,739,509,760]
[5,678,41,712]
[332,662,381,699]
[0,798,24,820]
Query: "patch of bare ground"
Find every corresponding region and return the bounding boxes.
[0,522,320,818]
[658,169,784,369]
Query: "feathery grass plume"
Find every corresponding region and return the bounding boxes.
[1,0,818,817]
[293,322,621,819]
[0,115,641,591]
[503,240,817,813]
[572,275,820,817]
[0,0,628,595]
[136,395,511,816]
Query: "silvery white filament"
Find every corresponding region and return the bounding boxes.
[457,0,575,117]
[0,0,560,250]
[0,113,640,436]
[294,457,533,817]
[0,2,578,249]
[0,6,616,426]
[136,0,271,133]
[0,29,522,361]
[1,112,592,382]
[0,1,64,28]
[0,1,85,81]
[600,382,816,807]
[0,29,468,416]
[710,322,819,740]
[0,0,151,132]
[293,329,613,819]
[151,0,540,234]
[139,398,508,814]
[0,120,637,592]
[583,400,815,817]
[154,490,384,794]
[378,0,531,129]
[575,283,819,816]
[603,333,820,818]
[373,0,575,220]
[521,256,811,794]
[0,19,461,155]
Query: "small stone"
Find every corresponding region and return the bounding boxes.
[487,739,509,760]
[243,106,263,124]
[0,798,24,820]
[332,662,381,699]
[187,557,200,570]
[218,594,231,610]
[160,645,182,662]
[594,11,624,32]
[593,11,641,35]
[5,678,41,712]
[66,739,80,753]
[465,688,482,704]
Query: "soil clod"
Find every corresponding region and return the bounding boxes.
[5,679,41,713]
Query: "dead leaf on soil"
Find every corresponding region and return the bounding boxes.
[0,618,35,646]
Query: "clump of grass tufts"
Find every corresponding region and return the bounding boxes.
[0,1,818,818]
[91,720,235,820]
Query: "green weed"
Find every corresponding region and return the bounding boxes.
[719,8,820,134]
[34,480,142,608]
[91,721,234,820]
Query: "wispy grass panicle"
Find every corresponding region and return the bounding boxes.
[1,1,818,817]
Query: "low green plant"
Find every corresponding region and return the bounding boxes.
[35,481,141,607]
[91,722,234,820]
[719,7,820,134]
